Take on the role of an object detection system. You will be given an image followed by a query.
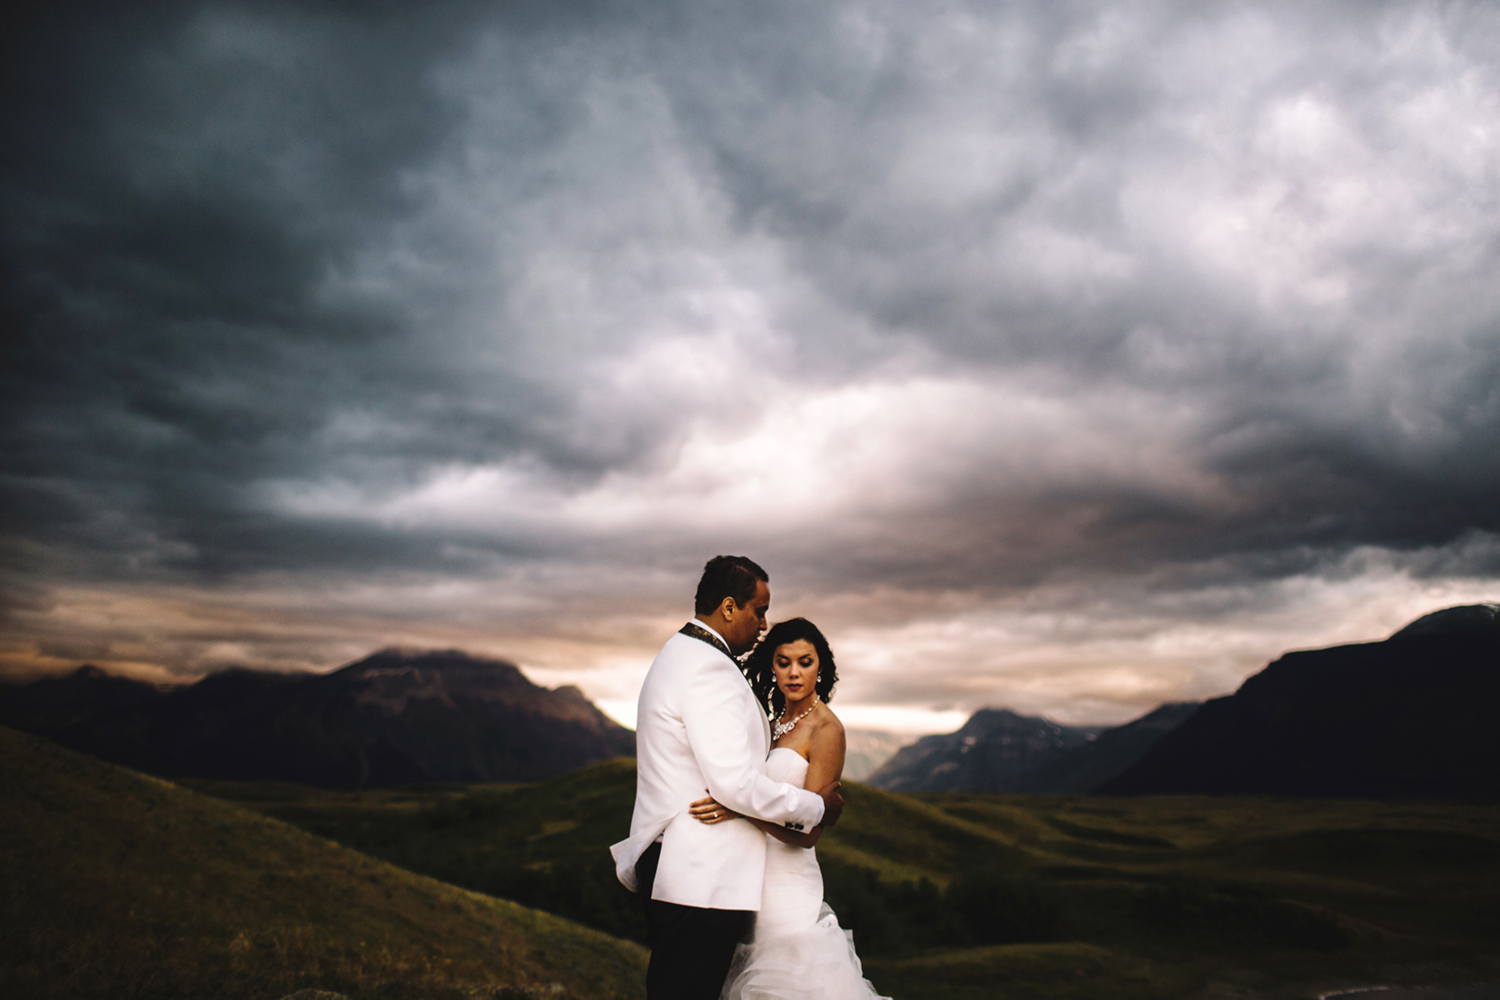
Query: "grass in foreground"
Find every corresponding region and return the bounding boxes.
[185,762,644,944]
[192,763,1500,1000]
[1,726,646,1000]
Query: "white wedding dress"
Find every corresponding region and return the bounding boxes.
[719,747,891,1000]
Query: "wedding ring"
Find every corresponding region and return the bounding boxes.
[712,811,718,819]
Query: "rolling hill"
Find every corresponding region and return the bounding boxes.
[1103,603,1500,798]
[195,758,1500,1000]
[0,724,646,1000]
[0,648,635,787]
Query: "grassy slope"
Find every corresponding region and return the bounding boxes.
[0,726,646,1000]
[879,791,1500,999]
[192,762,1500,1000]
[186,760,646,944]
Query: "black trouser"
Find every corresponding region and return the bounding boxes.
[635,841,753,1000]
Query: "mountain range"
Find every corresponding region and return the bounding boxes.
[0,648,635,787]
[868,603,1500,798]
[865,704,1197,794]
[1103,603,1500,798]
[6,601,1495,798]
[1013,701,1202,792]
[842,728,913,781]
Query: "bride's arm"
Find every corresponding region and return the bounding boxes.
[802,718,846,803]
[690,778,842,833]
[764,722,846,847]
[688,800,823,848]
[690,717,847,849]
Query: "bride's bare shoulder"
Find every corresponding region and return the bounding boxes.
[810,704,846,747]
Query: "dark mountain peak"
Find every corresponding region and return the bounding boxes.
[1104,610,1500,798]
[335,648,529,691]
[977,700,1204,795]
[958,707,1096,741]
[0,663,166,734]
[339,647,528,676]
[868,707,1106,793]
[961,707,1030,729]
[550,684,593,704]
[330,648,590,721]
[865,699,1202,795]
[187,666,305,698]
[1127,702,1201,730]
[51,663,160,689]
[18,663,165,698]
[1390,603,1500,640]
[2,648,634,788]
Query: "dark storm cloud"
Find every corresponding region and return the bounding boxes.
[2,0,1497,714]
[1,1,602,582]
[642,0,1500,575]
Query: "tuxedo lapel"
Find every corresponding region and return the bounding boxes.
[679,621,733,661]
[679,622,771,751]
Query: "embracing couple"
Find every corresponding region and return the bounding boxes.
[611,556,889,1000]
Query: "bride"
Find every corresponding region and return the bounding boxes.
[688,618,891,1000]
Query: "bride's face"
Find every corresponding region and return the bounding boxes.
[773,639,819,705]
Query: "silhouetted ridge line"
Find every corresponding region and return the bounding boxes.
[1390,602,1500,639]
[1103,603,1500,799]
[0,648,634,787]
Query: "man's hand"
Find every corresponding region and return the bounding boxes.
[816,780,843,827]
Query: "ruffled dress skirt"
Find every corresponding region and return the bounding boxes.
[719,749,890,1000]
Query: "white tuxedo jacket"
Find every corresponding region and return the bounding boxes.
[610,625,826,910]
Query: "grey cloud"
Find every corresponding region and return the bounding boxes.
[2,0,1498,698]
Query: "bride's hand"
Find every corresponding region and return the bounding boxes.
[689,793,742,824]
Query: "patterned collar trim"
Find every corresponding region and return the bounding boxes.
[680,621,734,661]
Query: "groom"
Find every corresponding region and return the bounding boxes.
[611,555,843,1000]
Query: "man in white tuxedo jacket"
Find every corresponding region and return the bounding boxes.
[612,556,843,1000]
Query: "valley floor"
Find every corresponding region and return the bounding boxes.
[185,764,1500,1000]
[5,723,1496,1000]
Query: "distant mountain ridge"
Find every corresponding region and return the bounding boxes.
[1016,701,1201,793]
[0,649,635,787]
[866,709,1107,792]
[865,703,1198,794]
[1103,603,1500,799]
[12,601,1493,798]
[1389,602,1500,639]
[842,728,911,781]
[0,664,165,732]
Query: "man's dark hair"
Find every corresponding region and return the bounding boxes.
[694,555,769,615]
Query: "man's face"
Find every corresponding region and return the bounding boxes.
[724,578,771,655]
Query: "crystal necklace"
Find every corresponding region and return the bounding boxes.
[773,695,819,741]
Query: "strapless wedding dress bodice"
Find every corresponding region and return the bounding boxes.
[719,747,890,1000]
[756,748,824,938]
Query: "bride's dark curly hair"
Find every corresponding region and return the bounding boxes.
[741,617,839,719]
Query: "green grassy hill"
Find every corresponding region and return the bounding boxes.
[193,761,1500,1000]
[0,726,646,1000]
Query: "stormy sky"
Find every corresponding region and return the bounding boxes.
[3,0,1498,732]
